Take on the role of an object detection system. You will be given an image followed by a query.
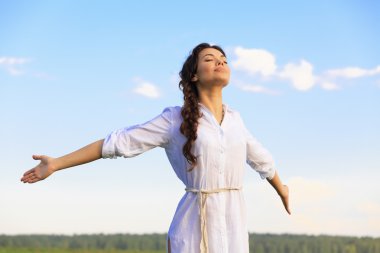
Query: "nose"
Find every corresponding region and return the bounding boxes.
[216,58,224,66]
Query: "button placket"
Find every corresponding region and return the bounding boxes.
[218,127,226,174]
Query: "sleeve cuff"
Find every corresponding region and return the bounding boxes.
[260,167,276,180]
[101,132,117,159]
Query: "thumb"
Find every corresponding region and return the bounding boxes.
[32,154,43,160]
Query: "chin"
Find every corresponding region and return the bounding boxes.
[200,78,230,89]
[217,78,229,88]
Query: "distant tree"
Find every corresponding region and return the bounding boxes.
[1,233,380,252]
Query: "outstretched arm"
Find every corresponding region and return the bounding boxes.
[21,139,104,184]
[267,171,291,215]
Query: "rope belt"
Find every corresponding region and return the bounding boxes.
[185,187,242,253]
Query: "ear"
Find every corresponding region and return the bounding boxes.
[191,75,198,82]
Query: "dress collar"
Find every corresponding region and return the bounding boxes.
[198,102,228,113]
[198,102,228,126]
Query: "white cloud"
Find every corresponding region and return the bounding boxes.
[132,77,161,98]
[278,60,316,91]
[232,47,277,76]
[320,81,340,91]
[319,65,380,91]
[7,67,24,76]
[244,176,380,236]
[326,66,380,78]
[357,202,380,216]
[288,176,337,203]
[231,48,317,92]
[0,57,29,65]
[239,83,280,95]
[0,57,30,76]
[231,46,380,93]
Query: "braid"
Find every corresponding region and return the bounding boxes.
[180,80,201,171]
[178,43,226,171]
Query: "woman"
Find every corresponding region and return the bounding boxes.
[21,43,290,253]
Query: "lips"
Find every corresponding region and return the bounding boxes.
[215,67,227,72]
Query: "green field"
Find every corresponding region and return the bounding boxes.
[1,233,380,253]
[0,249,165,253]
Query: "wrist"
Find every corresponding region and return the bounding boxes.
[50,157,60,172]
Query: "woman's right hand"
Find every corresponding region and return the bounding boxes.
[20,155,56,184]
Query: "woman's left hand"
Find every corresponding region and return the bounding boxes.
[279,185,291,215]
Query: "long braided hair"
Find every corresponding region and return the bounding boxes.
[179,43,226,171]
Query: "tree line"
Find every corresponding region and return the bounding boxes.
[248,233,380,253]
[0,233,379,253]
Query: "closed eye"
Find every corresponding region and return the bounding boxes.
[205,59,228,63]
[204,57,227,64]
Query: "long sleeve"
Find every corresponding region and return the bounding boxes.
[102,107,173,159]
[243,122,276,180]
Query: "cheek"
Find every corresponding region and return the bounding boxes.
[198,65,214,78]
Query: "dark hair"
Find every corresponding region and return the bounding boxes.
[179,43,226,171]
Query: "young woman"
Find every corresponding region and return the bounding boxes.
[21,43,290,253]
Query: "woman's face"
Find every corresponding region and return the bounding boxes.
[192,48,230,89]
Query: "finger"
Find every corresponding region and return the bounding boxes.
[22,171,39,182]
[24,175,36,183]
[32,154,43,160]
[21,174,33,182]
[22,174,35,183]
[23,168,35,177]
[25,174,40,183]
[23,171,35,179]
[286,205,291,215]
[281,196,291,215]
[29,177,42,184]
[21,155,43,181]
[282,185,290,214]
[285,198,291,215]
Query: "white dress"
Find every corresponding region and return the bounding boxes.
[102,103,276,253]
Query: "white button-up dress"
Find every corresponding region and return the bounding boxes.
[102,103,276,253]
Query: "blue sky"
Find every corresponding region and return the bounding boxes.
[1,0,379,237]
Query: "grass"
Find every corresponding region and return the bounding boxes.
[0,249,166,253]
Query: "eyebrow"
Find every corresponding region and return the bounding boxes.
[202,53,227,59]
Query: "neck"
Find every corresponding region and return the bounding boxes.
[198,87,224,123]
